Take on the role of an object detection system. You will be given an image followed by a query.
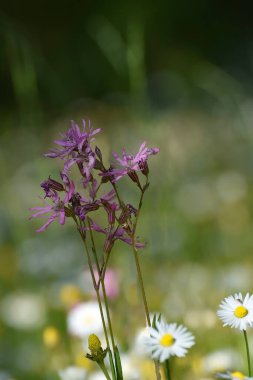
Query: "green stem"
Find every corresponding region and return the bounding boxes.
[99,361,112,380]
[111,178,160,380]
[131,180,150,325]
[132,244,151,325]
[164,360,171,380]
[101,279,116,349]
[86,220,118,379]
[87,217,101,273]
[131,184,161,380]
[74,218,116,380]
[243,329,251,376]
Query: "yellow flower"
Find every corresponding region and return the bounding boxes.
[59,284,82,308]
[43,326,60,348]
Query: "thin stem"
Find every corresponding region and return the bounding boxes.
[79,230,109,347]
[87,217,101,273]
[111,178,160,380]
[131,180,150,326]
[164,360,171,380]
[112,182,124,208]
[243,329,251,376]
[101,279,116,350]
[74,218,116,380]
[87,222,117,351]
[132,244,151,325]
[98,361,112,380]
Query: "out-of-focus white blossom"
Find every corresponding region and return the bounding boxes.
[0,293,46,329]
[67,301,105,339]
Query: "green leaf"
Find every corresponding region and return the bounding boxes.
[114,346,123,380]
[152,314,157,328]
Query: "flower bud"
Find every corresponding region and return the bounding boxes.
[127,169,140,184]
[119,207,129,224]
[88,334,102,355]
[138,159,149,176]
[41,178,64,198]
[95,146,103,161]
[86,334,107,363]
[94,159,104,171]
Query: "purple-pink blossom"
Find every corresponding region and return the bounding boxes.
[85,219,145,251]
[102,142,159,182]
[45,120,101,159]
[94,268,119,299]
[46,120,101,181]
[30,192,71,232]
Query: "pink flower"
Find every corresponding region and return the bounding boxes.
[94,268,119,299]
[30,192,71,232]
[101,142,159,182]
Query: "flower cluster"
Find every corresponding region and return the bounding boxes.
[31,120,161,380]
[30,120,159,251]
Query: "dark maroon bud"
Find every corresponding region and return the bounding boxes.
[127,204,137,217]
[83,202,100,213]
[71,193,81,207]
[138,159,149,176]
[119,207,129,224]
[100,199,109,208]
[64,206,74,217]
[93,159,104,171]
[101,200,116,225]
[95,146,103,161]
[41,177,64,192]
[75,206,86,221]
[77,162,85,177]
[101,166,115,183]
[101,175,110,183]
[127,169,140,184]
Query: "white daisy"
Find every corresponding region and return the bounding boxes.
[217,293,253,330]
[216,370,253,379]
[144,320,195,363]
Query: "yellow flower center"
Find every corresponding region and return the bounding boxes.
[231,371,246,379]
[234,306,248,318]
[160,333,175,347]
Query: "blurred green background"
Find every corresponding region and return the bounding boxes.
[1,1,253,379]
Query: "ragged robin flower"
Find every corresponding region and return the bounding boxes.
[101,141,159,182]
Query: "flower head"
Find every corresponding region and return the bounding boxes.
[85,219,145,252]
[46,120,101,181]
[46,120,101,159]
[216,371,253,379]
[217,293,253,330]
[144,320,195,362]
[29,192,71,232]
[102,142,159,182]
